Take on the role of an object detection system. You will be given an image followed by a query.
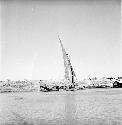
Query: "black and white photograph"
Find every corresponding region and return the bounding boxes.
[0,0,121,125]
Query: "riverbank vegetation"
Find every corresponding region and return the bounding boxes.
[0,77,121,93]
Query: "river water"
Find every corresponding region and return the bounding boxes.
[0,88,122,125]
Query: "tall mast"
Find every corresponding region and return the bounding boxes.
[58,36,76,85]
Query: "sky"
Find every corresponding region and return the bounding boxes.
[0,0,121,80]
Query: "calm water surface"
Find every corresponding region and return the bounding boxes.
[0,88,122,125]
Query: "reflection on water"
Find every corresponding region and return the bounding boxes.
[64,93,77,124]
[0,88,122,125]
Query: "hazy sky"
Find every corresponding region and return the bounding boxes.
[0,0,121,80]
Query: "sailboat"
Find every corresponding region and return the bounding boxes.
[58,36,77,91]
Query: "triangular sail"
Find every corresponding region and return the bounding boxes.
[58,36,76,85]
